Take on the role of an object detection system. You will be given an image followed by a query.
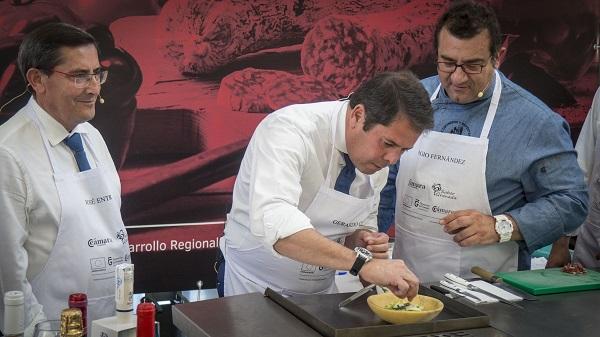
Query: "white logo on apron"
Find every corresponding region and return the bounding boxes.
[393,71,518,283]
[25,103,130,328]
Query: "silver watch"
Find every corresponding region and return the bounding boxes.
[494,214,514,243]
[350,247,373,276]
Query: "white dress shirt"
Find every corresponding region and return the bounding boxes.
[0,98,117,331]
[225,100,385,253]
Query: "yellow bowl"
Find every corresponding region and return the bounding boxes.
[367,292,444,324]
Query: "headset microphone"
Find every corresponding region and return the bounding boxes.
[0,84,32,112]
[98,95,105,104]
[477,79,492,99]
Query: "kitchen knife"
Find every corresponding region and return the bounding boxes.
[471,266,538,301]
[338,283,376,308]
[471,266,501,283]
[444,273,524,309]
[439,280,484,302]
[430,284,463,299]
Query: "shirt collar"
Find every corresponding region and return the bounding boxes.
[334,100,349,159]
[29,97,91,147]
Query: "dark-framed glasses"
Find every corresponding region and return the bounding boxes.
[436,61,486,74]
[49,69,108,88]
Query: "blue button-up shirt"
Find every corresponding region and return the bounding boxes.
[379,72,588,269]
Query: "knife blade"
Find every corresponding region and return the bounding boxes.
[338,283,376,308]
[471,266,538,301]
[439,280,484,302]
[444,273,524,309]
[430,284,464,299]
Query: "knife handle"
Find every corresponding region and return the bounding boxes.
[471,266,501,283]
[430,285,450,295]
[439,280,463,292]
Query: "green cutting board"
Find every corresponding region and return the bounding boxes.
[497,268,600,295]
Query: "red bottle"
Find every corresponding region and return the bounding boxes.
[136,303,156,337]
[68,293,87,336]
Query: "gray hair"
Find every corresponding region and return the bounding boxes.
[17,22,98,79]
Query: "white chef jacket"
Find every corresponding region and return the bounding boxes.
[573,87,600,265]
[0,97,119,331]
[225,101,383,253]
[575,87,600,183]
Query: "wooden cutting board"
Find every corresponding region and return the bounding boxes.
[497,268,600,295]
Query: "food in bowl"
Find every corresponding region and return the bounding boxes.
[384,301,424,311]
[367,292,443,324]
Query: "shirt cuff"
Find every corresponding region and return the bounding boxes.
[261,205,314,257]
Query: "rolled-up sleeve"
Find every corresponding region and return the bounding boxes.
[508,116,589,253]
[246,117,315,252]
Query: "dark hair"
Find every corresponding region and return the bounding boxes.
[349,71,433,133]
[17,22,98,79]
[434,1,502,60]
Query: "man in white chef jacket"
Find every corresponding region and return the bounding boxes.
[390,1,588,283]
[219,71,433,299]
[547,87,600,268]
[573,86,600,268]
[0,23,130,334]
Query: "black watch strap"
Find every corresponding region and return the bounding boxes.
[350,256,366,276]
[350,247,371,276]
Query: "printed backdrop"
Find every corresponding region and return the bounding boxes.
[0,0,598,292]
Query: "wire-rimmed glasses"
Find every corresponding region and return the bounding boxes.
[48,69,108,88]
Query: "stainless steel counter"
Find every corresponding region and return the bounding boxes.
[173,287,600,337]
[466,288,597,337]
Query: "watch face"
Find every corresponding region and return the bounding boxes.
[498,220,511,233]
[495,216,513,242]
[355,246,372,258]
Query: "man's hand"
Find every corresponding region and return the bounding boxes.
[546,236,571,268]
[355,230,390,259]
[440,210,499,246]
[359,259,419,300]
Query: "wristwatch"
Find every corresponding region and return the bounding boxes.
[494,214,514,243]
[350,247,373,276]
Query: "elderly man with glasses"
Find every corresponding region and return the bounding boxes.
[382,1,588,283]
[0,22,130,334]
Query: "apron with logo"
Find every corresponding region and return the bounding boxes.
[393,71,518,283]
[26,105,130,325]
[224,101,384,296]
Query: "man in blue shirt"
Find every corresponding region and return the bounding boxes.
[385,1,587,282]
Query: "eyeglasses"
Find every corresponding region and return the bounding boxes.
[436,61,488,75]
[48,69,108,88]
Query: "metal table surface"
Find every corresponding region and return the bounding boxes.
[172,292,322,337]
[462,287,598,337]
[172,287,600,337]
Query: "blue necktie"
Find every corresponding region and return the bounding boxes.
[334,153,356,194]
[64,133,91,172]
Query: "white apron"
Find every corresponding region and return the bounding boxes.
[393,71,518,283]
[224,102,383,296]
[26,106,130,326]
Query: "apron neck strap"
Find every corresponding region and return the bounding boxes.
[24,102,100,173]
[479,70,502,139]
[430,70,502,139]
